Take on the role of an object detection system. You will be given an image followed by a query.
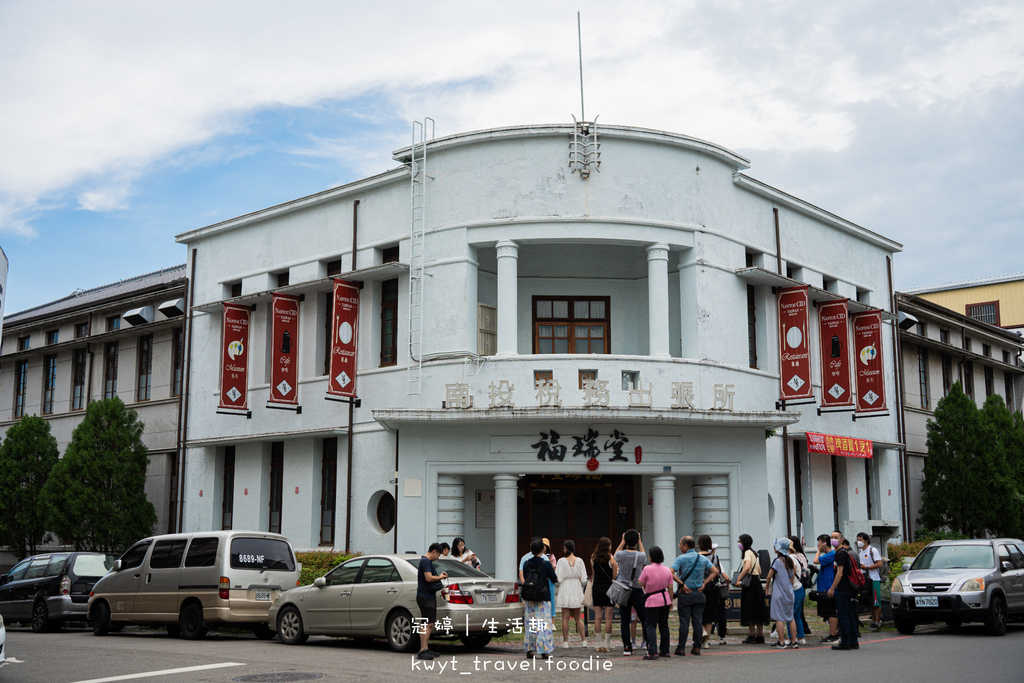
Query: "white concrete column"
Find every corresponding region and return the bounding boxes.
[436,474,465,540]
[693,475,731,569]
[495,241,519,356]
[646,243,671,357]
[651,475,677,557]
[493,474,520,582]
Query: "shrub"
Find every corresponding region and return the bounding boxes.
[887,540,932,578]
[296,550,360,585]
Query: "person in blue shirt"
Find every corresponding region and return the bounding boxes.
[416,543,448,660]
[670,535,718,656]
[813,534,839,643]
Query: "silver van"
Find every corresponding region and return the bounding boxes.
[88,530,300,639]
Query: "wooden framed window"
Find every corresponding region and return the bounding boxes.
[17,336,30,351]
[320,439,338,545]
[74,322,90,339]
[985,366,994,398]
[221,446,235,530]
[966,301,999,326]
[136,335,153,401]
[917,348,929,409]
[14,360,28,418]
[104,341,118,398]
[578,370,597,389]
[107,316,120,332]
[1005,373,1015,412]
[964,360,974,399]
[747,285,758,369]
[380,279,398,366]
[71,348,86,410]
[42,355,57,414]
[941,353,953,397]
[45,330,58,345]
[534,370,553,388]
[325,259,342,276]
[532,296,610,354]
[172,328,184,396]
[269,442,284,534]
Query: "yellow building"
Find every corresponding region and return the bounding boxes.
[905,273,1024,332]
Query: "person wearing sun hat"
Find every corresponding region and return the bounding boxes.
[765,538,799,649]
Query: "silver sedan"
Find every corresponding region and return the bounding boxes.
[268,554,523,651]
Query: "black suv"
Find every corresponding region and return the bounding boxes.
[0,552,116,632]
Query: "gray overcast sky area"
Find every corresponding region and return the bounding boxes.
[1,1,1022,313]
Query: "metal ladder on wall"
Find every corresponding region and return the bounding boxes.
[408,118,434,396]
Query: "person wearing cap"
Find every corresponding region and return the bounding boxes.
[765,538,799,649]
[519,537,557,620]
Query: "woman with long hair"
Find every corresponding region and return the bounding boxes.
[733,533,769,643]
[766,538,798,649]
[589,536,618,652]
[696,535,726,648]
[451,537,479,568]
[555,539,588,647]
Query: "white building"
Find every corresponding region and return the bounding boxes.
[176,123,905,580]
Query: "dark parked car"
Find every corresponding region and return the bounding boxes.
[0,552,116,632]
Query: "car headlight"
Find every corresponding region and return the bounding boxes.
[892,577,903,593]
[960,578,985,592]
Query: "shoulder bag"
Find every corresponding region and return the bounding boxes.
[739,550,759,588]
[673,556,700,598]
[606,553,639,607]
[712,553,730,599]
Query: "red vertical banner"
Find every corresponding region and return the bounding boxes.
[778,285,814,402]
[327,279,359,398]
[818,299,853,408]
[219,303,251,411]
[852,309,887,413]
[269,293,300,406]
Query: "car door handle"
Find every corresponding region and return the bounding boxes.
[338,591,351,596]
[134,573,141,579]
[387,588,398,593]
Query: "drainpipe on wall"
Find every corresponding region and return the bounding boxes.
[85,314,94,404]
[775,207,793,535]
[344,200,359,552]
[176,250,197,533]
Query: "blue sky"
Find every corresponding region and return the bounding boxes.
[2,1,1023,314]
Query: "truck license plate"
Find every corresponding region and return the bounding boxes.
[255,590,271,601]
[479,593,499,603]
[915,596,938,607]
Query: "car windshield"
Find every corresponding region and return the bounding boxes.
[403,557,490,578]
[912,544,994,570]
[71,554,116,577]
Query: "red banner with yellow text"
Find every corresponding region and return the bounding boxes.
[818,299,853,408]
[219,303,251,411]
[269,293,300,406]
[778,285,814,402]
[852,309,887,413]
[807,432,873,459]
[327,279,359,398]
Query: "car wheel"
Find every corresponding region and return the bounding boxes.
[92,601,111,637]
[386,609,418,653]
[253,623,275,640]
[277,606,308,645]
[31,601,51,633]
[179,602,209,640]
[459,634,492,650]
[893,615,915,635]
[166,625,181,637]
[984,596,1007,636]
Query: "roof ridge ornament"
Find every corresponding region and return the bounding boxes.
[569,13,600,179]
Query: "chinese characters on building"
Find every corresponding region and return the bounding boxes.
[441,380,739,411]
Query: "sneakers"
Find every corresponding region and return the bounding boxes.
[797,638,806,645]
[755,635,765,644]
[642,653,659,660]
[561,641,571,648]
[790,641,800,650]
[417,650,434,660]
[719,638,728,645]
[820,634,839,643]
[623,647,633,656]
[702,632,710,647]
[741,636,757,644]
[869,621,881,631]
[581,641,589,648]
[770,641,788,649]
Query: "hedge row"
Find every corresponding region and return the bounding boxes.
[296,550,360,586]
[886,541,930,578]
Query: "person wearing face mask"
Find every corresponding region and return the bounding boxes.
[813,534,839,643]
[856,532,884,630]
[827,530,859,651]
[733,534,769,644]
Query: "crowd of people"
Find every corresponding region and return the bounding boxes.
[414,528,886,661]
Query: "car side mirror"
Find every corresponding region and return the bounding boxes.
[1001,561,1013,572]
[313,577,326,588]
[113,560,123,572]
[902,562,911,572]
[0,574,7,584]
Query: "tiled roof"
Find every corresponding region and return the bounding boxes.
[904,272,1024,295]
[5,264,187,325]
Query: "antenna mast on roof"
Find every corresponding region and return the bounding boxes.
[569,11,600,179]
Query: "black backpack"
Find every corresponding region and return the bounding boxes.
[521,560,548,602]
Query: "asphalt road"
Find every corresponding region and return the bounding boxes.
[2,620,1022,683]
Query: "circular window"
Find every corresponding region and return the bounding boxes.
[368,490,396,533]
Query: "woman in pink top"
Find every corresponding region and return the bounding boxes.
[637,545,673,660]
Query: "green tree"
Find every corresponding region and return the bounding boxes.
[0,415,60,557]
[979,393,1024,537]
[41,398,156,551]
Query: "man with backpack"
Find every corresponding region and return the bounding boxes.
[857,532,885,630]
[827,532,863,651]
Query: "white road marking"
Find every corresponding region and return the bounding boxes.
[70,662,245,683]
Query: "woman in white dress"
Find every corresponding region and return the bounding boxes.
[555,539,588,647]
[451,537,480,569]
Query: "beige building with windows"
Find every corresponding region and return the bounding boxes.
[0,265,188,559]
[905,273,1024,332]
[895,292,1024,536]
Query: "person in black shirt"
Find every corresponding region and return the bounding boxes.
[416,543,448,660]
[827,537,859,651]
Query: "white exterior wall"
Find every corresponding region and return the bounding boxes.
[176,124,904,570]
